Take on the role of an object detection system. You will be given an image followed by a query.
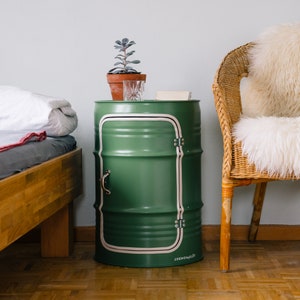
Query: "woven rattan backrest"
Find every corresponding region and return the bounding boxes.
[213,43,253,126]
[212,43,253,179]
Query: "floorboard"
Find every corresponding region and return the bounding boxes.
[0,240,300,299]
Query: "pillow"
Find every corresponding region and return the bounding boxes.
[241,23,300,117]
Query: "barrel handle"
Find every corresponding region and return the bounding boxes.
[100,169,111,195]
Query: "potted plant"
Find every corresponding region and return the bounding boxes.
[107,38,146,100]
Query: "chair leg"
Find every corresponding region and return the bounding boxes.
[220,183,234,272]
[248,182,267,242]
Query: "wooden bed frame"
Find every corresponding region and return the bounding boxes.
[0,148,82,257]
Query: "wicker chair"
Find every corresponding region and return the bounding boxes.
[212,42,300,272]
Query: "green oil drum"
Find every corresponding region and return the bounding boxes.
[94,100,202,267]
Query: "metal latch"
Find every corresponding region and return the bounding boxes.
[173,137,184,147]
[175,219,185,228]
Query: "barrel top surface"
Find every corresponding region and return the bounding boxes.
[94,100,200,103]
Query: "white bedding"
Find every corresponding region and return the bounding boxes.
[0,85,78,150]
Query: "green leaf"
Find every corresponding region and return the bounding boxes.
[113,62,124,66]
[121,38,129,45]
[126,50,135,57]
[115,54,125,59]
[126,41,136,49]
[128,60,141,64]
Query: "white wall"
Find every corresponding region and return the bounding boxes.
[1,0,300,226]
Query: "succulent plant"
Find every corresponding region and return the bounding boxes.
[108,38,141,74]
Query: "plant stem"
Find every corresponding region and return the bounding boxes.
[123,48,127,68]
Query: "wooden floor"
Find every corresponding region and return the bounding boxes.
[1,241,300,299]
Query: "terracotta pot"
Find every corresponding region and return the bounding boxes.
[107,73,147,101]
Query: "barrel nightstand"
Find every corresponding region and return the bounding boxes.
[94,100,202,267]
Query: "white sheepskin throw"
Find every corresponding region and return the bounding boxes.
[233,116,300,177]
[241,23,300,117]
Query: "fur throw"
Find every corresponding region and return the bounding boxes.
[233,116,300,177]
[235,23,300,176]
[241,23,300,117]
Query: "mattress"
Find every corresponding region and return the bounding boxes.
[0,135,77,180]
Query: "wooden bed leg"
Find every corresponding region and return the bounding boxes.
[40,202,74,257]
[248,182,267,242]
[220,183,233,272]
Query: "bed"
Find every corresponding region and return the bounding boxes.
[0,86,83,257]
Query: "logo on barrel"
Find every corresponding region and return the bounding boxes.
[174,253,196,261]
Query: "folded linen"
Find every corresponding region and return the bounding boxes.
[0,85,78,136]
